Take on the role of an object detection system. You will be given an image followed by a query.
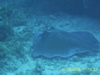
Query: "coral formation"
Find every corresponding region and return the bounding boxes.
[0,6,13,41]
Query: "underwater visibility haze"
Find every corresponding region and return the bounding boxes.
[0,0,100,75]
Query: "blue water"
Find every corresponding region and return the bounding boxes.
[0,0,100,75]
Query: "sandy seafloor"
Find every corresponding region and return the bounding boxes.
[1,14,100,75]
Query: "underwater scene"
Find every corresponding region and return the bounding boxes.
[0,0,100,75]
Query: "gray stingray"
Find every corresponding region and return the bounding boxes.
[32,28,100,58]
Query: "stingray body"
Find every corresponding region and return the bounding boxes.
[32,28,100,58]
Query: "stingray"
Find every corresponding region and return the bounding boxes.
[32,28,100,58]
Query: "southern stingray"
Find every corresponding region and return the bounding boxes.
[32,28,100,58]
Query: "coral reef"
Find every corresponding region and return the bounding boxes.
[0,6,13,41]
